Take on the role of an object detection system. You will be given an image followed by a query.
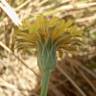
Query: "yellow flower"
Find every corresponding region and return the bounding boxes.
[16,15,82,51]
[15,15,83,96]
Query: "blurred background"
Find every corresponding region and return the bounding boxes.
[0,0,96,96]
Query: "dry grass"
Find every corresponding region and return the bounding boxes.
[0,0,96,96]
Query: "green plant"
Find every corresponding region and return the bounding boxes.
[15,15,83,96]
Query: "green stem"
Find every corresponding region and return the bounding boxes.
[40,71,51,96]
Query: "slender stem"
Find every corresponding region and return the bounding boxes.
[40,71,51,96]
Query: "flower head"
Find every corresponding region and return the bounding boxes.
[16,15,83,52]
[15,15,83,96]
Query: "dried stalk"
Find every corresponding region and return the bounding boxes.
[57,65,87,96]
[0,41,38,76]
